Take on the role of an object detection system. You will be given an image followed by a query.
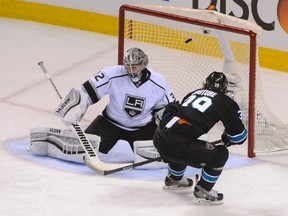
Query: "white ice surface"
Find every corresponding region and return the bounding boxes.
[1,18,288,216]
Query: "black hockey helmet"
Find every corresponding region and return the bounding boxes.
[204,71,228,93]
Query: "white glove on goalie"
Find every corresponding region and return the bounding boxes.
[154,108,165,125]
[55,88,90,126]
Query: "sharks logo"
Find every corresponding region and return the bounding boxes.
[123,95,145,118]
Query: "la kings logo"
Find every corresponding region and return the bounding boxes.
[123,95,145,118]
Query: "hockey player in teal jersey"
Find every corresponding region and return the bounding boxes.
[153,71,248,205]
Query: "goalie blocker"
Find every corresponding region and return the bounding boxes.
[30,127,166,169]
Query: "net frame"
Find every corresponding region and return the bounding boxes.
[117,4,287,158]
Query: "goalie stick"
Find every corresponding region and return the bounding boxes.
[37,61,150,175]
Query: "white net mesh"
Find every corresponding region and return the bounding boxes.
[120,5,288,155]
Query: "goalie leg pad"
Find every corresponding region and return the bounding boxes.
[30,127,100,163]
[133,140,167,169]
[29,127,50,155]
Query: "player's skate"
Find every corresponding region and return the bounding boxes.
[162,175,193,190]
[193,185,224,205]
[30,127,100,163]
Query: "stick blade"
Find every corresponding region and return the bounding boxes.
[83,156,133,175]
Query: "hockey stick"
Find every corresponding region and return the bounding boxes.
[92,139,222,175]
[85,155,162,175]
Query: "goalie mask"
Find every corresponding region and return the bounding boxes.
[124,47,149,83]
[204,71,228,93]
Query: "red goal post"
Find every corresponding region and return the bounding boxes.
[117,4,288,158]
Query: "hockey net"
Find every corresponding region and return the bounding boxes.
[118,4,288,157]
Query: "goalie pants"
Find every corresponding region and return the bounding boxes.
[153,126,228,191]
[85,115,157,154]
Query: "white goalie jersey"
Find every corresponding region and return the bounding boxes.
[81,65,175,130]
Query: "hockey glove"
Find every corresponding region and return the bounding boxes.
[153,108,165,125]
[221,133,231,147]
[55,88,90,126]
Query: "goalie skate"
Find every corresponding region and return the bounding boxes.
[162,176,193,191]
[193,185,224,205]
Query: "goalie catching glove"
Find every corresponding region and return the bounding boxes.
[153,108,165,125]
[55,88,90,126]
